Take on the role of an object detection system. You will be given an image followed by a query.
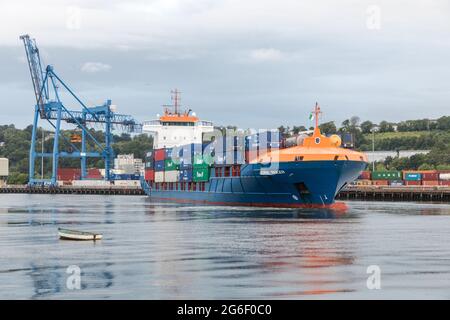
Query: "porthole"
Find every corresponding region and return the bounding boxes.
[315,137,321,144]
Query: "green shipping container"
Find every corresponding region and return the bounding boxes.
[371,171,402,180]
[193,154,213,168]
[193,167,210,182]
[164,159,179,171]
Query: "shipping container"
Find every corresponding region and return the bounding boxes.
[438,173,450,181]
[164,148,173,159]
[181,143,203,156]
[356,179,372,186]
[422,180,439,186]
[72,180,111,187]
[403,172,422,181]
[114,180,140,187]
[145,151,153,159]
[193,154,213,167]
[405,180,422,186]
[111,173,140,180]
[358,171,371,180]
[87,168,102,179]
[164,159,179,171]
[145,160,154,169]
[193,167,210,182]
[389,180,404,186]
[179,169,193,182]
[179,162,193,170]
[371,171,402,180]
[233,150,245,164]
[57,168,81,181]
[164,170,179,182]
[155,171,164,183]
[155,160,165,172]
[154,149,165,161]
[144,169,155,181]
[440,180,450,186]
[372,179,389,186]
[422,172,439,181]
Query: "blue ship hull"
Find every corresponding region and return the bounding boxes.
[142,160,367,208]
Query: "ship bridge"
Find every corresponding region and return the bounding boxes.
[142,90,214,149]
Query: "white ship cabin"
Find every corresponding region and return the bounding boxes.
[142,92,214,149]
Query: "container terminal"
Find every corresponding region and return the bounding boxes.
[1,34,449,204]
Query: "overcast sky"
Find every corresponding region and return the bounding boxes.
[1,0,449,130]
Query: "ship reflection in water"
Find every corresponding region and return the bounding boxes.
[0,194,449,299]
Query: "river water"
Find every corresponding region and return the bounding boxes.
[0,194,449,299]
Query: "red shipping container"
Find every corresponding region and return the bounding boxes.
[422,172,439,181]
[373,180,389,186]
[145,169,155,181]
[359,171,371,180]
[87,168,102,179]
[422,180,439,186]
[57,168,81,181]
[405,180,421,186]
[440,180,450,186]
[154,149,165,161]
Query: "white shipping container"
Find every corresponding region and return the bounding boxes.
[439,173,450,181]
[72,180,111,187]
[114,180,140,187]
[155,171,164,183]
[164,170,179,182]
[0,158,9,176]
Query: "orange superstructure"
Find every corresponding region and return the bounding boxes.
[252,103,368,163]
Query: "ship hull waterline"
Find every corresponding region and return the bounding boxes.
[143,160,367,209]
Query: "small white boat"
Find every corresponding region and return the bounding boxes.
[58,228,103,241]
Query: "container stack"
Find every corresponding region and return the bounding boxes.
[154,148,165,183]
[244,130,281,163]
[356,170,450,187]
[144,151,155,182]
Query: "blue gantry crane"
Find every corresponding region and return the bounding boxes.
[20,34,142,186]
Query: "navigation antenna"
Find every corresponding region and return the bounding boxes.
[313,102,322,129]
[171,89,181,115]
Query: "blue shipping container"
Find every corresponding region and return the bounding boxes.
[405,173,422,181]
[165,148,173,158]
[179,169,193,182]
[155,160,165,172]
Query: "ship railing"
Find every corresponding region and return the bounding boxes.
[142,120,161,126]
[198,121,213,126]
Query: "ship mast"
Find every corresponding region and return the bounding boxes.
[314,102,322,129]
[313,102,322,136]
[171,89,181,115]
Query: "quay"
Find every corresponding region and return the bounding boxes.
[337,186,450,202]
[0,185,145,195]
[1,185,449,202]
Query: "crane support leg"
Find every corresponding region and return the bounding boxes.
[29,105,39,184]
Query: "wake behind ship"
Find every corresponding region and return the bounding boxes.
[141,91,368,208]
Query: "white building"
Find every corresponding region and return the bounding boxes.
[0,158,8,186]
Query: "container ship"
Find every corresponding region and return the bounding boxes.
[141,91,368,208]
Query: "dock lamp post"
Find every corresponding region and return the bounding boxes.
[370,126,379,171]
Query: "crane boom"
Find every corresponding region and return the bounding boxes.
[20,34,47,118]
